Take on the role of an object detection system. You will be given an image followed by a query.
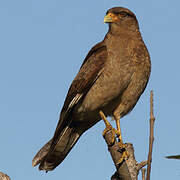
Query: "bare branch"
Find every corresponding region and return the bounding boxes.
[102,124,148,180]
[136,161,148,171]
[146,90,155,180]
[102,126,132,180]
[101,90,155,180]
[141,168,146,180]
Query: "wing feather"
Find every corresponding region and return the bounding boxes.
[50,41,107,149]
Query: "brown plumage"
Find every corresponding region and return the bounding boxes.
[32,7,151,171]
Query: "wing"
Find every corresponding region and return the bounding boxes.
[50,41,107,148]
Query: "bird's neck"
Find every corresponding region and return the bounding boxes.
[107,23,141,39]
[104,24,144,61]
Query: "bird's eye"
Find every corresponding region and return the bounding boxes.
[119,12,127,17]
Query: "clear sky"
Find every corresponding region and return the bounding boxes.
[0,0,180,179]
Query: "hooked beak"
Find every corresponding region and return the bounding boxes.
[104,13,118,23]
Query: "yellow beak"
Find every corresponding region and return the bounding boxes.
[104,13,118,23]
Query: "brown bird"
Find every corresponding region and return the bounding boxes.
[32,7,151,171]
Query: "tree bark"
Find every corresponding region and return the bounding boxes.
[103,126,147,180]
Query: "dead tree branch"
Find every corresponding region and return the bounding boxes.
[146,90,155,180]
[102,90,155,180]
[103,126,132,180]
[102,124,147,180]
[141,169,146,180]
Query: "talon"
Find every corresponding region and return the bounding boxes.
[102,127,116,144]
[100,110,115,144]
[117,151,129,165]
[118,141,126,149]
[102,123,112,136]
[116,142,129,164]
[102,125,113,135]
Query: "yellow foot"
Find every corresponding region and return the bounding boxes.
[102,123,113,136]
[99,110,115,144]
[116,142,129,165]
[99,110,110,127]
[102,127,116,145]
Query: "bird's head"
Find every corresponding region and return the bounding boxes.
[104,7,139,33]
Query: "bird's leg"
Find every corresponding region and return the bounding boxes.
[99,110,116,144]
[114,114,129,163]
[115,117,123,143]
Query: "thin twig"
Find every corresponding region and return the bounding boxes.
[146,90,155,180]
[141,168,146,180]
[136,160,148,171]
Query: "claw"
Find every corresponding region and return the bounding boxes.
[99,110,115,144]
[116,142,129,164]
[102,127,116,145]
[100,111,129,164]
[102,123,113,136]
[117,151,129,165]
[100,110,129,163]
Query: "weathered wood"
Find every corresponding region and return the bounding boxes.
[103,127,147,180]
[146,91,155,180]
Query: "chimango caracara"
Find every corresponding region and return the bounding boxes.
[32,7,151,171]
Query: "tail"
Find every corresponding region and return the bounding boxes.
[32,122,82,171]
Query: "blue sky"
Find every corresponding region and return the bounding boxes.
[1,0,180,179]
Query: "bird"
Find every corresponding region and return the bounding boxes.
[32,7,151,171]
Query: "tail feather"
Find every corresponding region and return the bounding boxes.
[32,139,52,167]
[32,123,82,171]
